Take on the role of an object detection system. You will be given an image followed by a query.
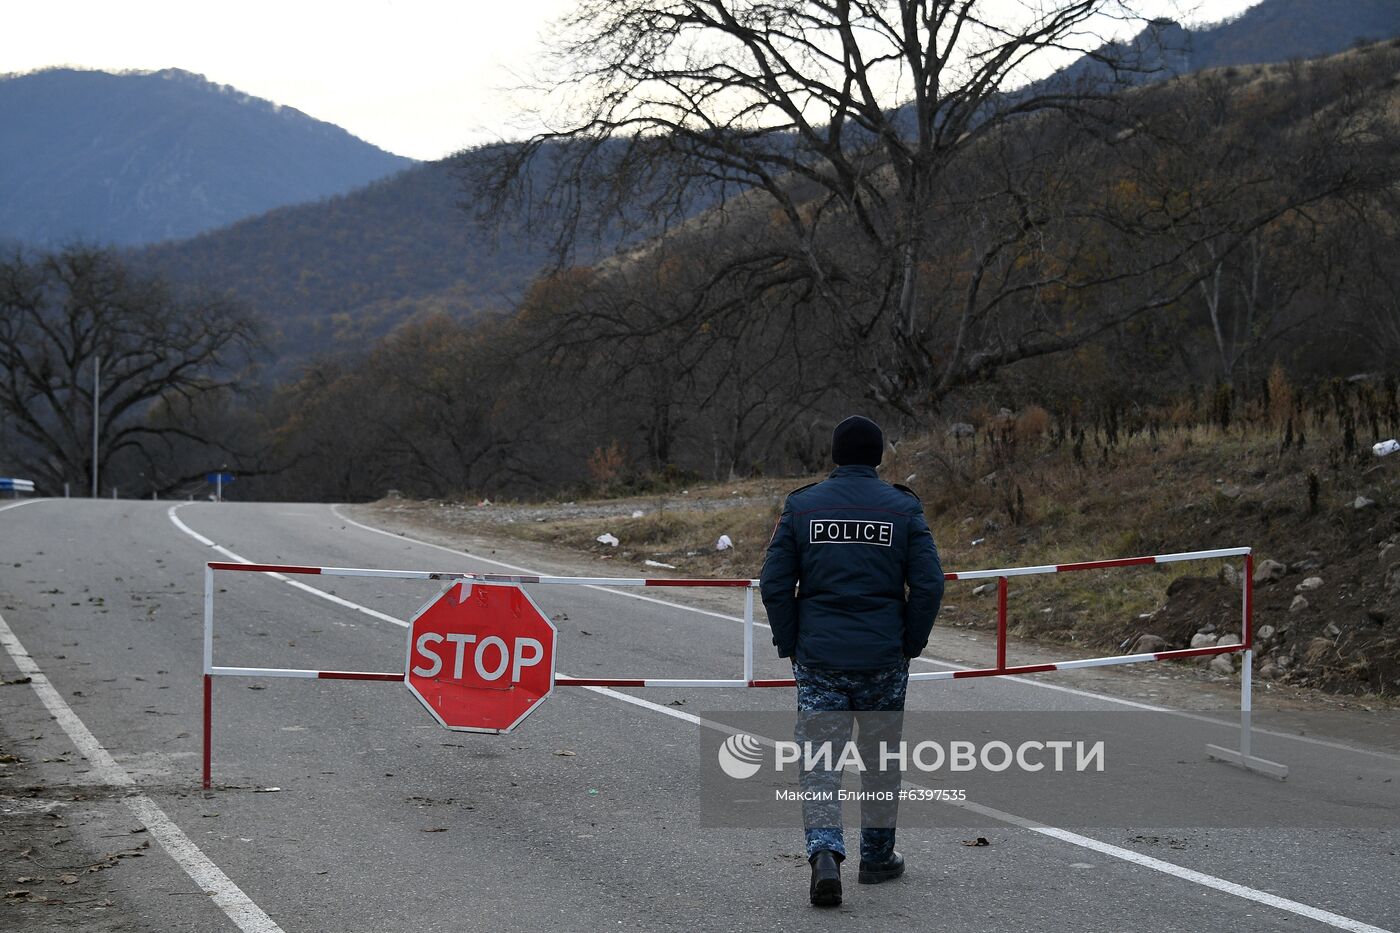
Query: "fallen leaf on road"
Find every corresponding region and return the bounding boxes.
[2,677,32,685]
[961,837,990,847]
[422,828,447,833]
[58,875,79,885]
[554,750,576,757]
[253,787,281,793]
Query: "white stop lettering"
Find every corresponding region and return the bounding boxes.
[474,635,509,681]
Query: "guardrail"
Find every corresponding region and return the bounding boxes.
[0,478,35,498]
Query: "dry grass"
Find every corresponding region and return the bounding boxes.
[509,421,1282,639]
[506,498,785,579]
[474,400,1400,694]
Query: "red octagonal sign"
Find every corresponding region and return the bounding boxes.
[404,580,557,733]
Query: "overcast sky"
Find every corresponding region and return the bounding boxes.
[4,0,1263,161]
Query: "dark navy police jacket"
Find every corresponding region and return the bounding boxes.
[760,465,944,670]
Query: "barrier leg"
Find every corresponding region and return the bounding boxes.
[202,673,212,789]
[996,576,1008,671]
[1207,555,1288,779]
[743,587,754,685]
[203,564,215,790]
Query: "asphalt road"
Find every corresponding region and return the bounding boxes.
[1,498,1398,932]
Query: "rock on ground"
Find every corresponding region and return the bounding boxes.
[1209,655,1236,675]
[1131,634,1167,653]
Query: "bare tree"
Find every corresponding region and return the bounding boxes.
[474,0,1205,415]
[0,246,258,494]
[1151,54,1397,386]
[1341,211,1400,364]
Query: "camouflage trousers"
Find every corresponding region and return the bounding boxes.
[792,660,909,862]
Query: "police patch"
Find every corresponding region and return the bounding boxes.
[809,520,894,546]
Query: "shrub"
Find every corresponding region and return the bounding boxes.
[1015,405,1052,441]
[587,440,626,485]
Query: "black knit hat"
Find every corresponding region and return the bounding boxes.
[831,415,884,466]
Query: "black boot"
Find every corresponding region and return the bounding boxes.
[809,850,842,907]
[858,850,905,884]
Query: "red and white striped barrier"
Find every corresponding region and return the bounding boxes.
[205,562,753,588]
[201,561,759,691]
[201,545,1283,786]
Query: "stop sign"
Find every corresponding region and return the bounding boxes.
[404,580,557,733]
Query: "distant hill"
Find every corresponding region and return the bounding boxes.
[1055,0,1400,88]
[0,68,413,246]
[1190,0,1400,68]
[135,154,584,360]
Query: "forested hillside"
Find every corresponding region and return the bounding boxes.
[1024,0,1400,93]
[128,0,1400,367]
[137,158,570,356]
[233,41,1400,502]
[0,68,412,247]
[1196,0,1400,67]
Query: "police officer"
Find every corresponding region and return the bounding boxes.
[760,415,944,907]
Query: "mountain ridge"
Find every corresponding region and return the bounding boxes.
[0,67,414,247]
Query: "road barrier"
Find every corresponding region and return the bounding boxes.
[200,546,1284,788]
[0,477,35,498]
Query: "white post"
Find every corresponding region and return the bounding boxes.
[1240,647,1252,761]
[743,585,755,684]
[1206,552,1286,779]
[90,355,100,498]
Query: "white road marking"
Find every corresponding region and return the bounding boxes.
[172,505,1395,933]
[330,505,743,622]
[0,498,47,513]
[0,609,285,933]
[1026,825,1393,933]
[169,506,405,626]
[329,505,1400,763]
[585,683,704,724]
